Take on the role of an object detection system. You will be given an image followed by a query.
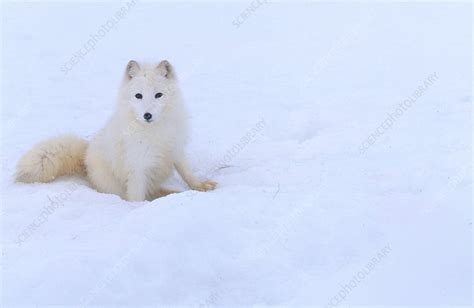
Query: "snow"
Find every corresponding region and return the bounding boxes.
[1,1,472,306]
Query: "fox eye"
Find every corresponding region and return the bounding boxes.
[135,93,143,99]
[155,92,163,98]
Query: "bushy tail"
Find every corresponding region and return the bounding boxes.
[15,135,88,183]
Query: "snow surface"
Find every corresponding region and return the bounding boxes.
[1,1,472,306]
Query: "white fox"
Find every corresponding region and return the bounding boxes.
[16,60,217,201]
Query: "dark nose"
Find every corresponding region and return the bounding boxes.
[144,113,152,121]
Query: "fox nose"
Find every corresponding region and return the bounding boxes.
[143,113,152,121]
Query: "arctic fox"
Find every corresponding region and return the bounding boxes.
[16,60,217,201]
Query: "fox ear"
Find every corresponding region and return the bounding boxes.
[156,60,174,79]
[126,60,141,79]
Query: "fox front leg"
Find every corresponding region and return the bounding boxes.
[126,173,147,201]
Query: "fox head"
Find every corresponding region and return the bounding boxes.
[119,60,179,124]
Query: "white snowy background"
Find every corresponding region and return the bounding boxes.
[1,1,472,306]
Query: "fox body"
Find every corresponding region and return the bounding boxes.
[16,60,216,201]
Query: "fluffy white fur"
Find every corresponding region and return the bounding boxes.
[16,60,217,201]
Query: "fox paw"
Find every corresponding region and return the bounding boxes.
[192,180,217,192]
